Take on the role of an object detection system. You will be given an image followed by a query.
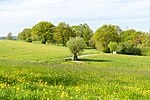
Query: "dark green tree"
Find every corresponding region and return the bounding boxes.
[94,25,121,53]
[72,23,93,45]
[32,21,55,44]
[54,22,75,46]
[18,28,32,41]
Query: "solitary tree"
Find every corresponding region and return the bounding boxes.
[67,37,85,61]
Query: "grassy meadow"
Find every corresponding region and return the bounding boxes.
[0,40,150,100]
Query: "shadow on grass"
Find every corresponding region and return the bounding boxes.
[78,58,111,62]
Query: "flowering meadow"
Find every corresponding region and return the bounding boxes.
[0,40,150,99]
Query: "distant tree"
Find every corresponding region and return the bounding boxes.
[141,33,150,47]
[18,28,32,41]
[108,42,118,53]
[6,32,13,40]
[93,25,121,53]
[67,37,85,61]
[89,36,96,48]
[72,25,83,37]
[32,21,55,44]
[120,29,144,46]
[117,40,141,55]
[54,22,75,46]
[72,23,93,46]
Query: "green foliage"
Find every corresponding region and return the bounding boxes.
[142,33,150,47]
[18,28,32,41]
[89,36,96,48]
[32,21,55,44]
[6,32,13,40]
[138,45,150,56]
[108,42,118,53]
[126,47,141,55]
[67,37,85,60]
[120,29,144,46]
[72,23,93,46]
[54,22,75,46]
[116,43,127,54]
[25,38,32,42]
[16,22,150,56]
[117,41,141,55]
[94,24,121,53]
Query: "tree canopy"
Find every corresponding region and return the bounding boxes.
[93,25,121,52]
[67,37,85,60]
[18,28,32,41]
[72,23,93,46]
[31,21,55,44]
[54,22,75,46]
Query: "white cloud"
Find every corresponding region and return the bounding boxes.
[0,0,150,36]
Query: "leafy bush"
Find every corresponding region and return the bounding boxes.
[126,47,141,55]
[108,42,118,53]
[138,45,150,56]
[117,43,127,54]
[117,43,141,55]
[25,38,32,42]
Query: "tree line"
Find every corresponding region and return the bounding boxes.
[17,21,150,56]
[18,21,93,46]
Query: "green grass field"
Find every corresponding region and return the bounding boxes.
[0,40,150,100]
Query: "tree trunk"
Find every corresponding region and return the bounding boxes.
[62,37,65,46]
[73,53,78,61]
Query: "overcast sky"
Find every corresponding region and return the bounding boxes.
[0,0,150,36]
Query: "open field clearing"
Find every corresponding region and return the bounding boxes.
[0,40,150,99]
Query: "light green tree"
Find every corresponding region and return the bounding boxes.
[67,37,85,61]
[18,28,32,41]
[120,29,144,46]
[93,24,121,53]
[108,42,118,53]
[32,21,55,44]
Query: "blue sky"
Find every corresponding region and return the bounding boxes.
[0,0,150,36]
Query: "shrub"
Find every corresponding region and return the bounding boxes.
[117,43,141,55]
[126,47,141,55]
[117,43,127,54]
[138,45,150,56]
[25,38,32,42]
[108,42,118,53]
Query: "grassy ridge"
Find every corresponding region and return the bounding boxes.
[0,40,150,99]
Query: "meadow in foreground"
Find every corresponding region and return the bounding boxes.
[0,40,150,100]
